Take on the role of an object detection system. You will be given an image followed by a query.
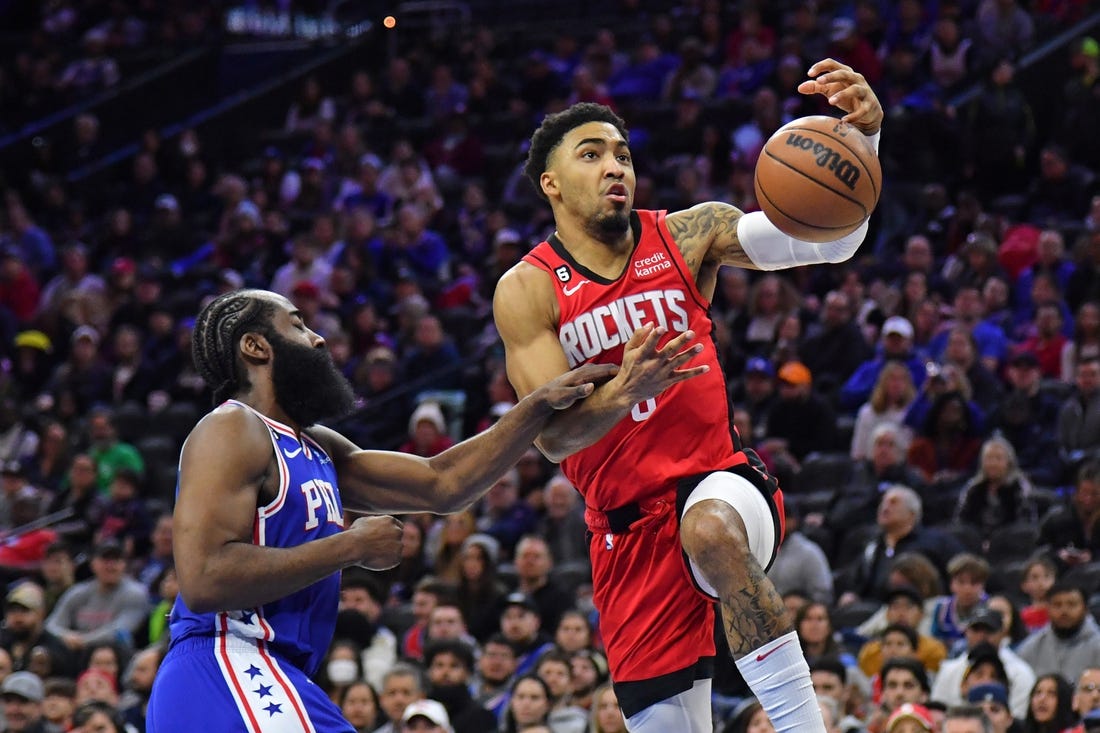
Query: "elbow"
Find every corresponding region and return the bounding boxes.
[533,437,567,465]
[180,585,220,615]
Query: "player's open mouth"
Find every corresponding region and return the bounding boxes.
[605,184,628,202]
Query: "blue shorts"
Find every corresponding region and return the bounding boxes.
[147,635,352,733]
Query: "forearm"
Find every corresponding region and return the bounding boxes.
[531,381,634,464]
[180,532,358,613]
[428,390,560,510]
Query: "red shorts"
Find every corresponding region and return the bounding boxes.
[588,460,785,689]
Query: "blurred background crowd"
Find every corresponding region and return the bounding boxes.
[1,0,1100,731]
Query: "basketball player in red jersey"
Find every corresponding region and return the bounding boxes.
[493,59,883,732]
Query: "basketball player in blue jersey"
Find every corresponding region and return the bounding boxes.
[145,289,617,733]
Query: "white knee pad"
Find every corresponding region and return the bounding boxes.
[681,471,777,598]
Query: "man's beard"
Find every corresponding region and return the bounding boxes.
[269,332,356,427]
[586,209,630,244]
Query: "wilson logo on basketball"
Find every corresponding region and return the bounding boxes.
[783,133,861,190]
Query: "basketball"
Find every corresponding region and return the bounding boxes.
[753,115,882,243]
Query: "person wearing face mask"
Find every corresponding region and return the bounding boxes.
[422,639,496,733]
[322,640,366,703]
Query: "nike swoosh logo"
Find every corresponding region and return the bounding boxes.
[756,638,793,662]
[563,280,590,296]
[283,445,302,458]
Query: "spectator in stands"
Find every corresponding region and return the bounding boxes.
[536,474,588,568]
[375,663,425,733]
[988,350,1064,486]
[499,592,554,678]
[0,485,57,577]
[841,316,927,412]
[473,632,516,720]
[423,639,496,733]
[429,510,476,584]
[0,582,76,679]
[337,569,396,692]
[1018,556,1056,634]
[851,361,917,461]
[569,648,607,712]
[930,554,992,645]
[907,390,983,488]
[589,683,626,733]
[47,454,105,550]
[39,541,75,614]
[765,361,838,461]
[731,356,777,443]
[1017,303,1069,380]
[1018,583,1100,686]
[1039,460,1100,568]
[1023,672,1076,733]
[954,436,1036,541]
[511,535,571,635]
[1026,143,1095,229]
[476,470,537,559]
[937,324,1005,414]
[269,234,333,300]
[1072,667,1100,730]
[45,538,147,654]
[339,680,379,733]
[963,57,1035,199]
[454,533,505,644]
[399,402,455,459]
[400,314,462,391]
[867,659,931,733]
[934,619,1034,719]
[799,290,871,400]
[829,424,928,532]
[767,503,833,605]
[848,485,964,601]
[533,650,587,733]
[0,670,49,733]
[858,584,947,681]
[85,407,143,495]
[1057,358,1100,469]
[45,327,112,415]
[1063,301,1100,384]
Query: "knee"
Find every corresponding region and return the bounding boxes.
[681,501,752,565]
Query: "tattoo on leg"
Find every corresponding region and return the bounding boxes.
[721,556,793,658]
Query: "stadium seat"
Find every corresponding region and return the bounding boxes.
[112,401,148,443]
[985,523,1040,563]
[797,452,853,493]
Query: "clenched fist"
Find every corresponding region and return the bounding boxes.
[345,515,404,570]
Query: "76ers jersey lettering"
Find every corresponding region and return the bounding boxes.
[523,210,742,512]
[168,401,343,676]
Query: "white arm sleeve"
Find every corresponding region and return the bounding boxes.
[736,211,869,271]
[738,127,879,271]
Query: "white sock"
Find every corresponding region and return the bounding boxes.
[734,631,825,733]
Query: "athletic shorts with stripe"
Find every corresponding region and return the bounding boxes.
[147,636,352,733]
[590,460,785,719]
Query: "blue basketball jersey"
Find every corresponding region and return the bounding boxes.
[168,400,344,677]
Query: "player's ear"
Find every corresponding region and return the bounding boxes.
[239,331,271,362]
[540,171,558,198]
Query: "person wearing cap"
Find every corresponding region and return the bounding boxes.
[967,682,1013,733]
[765,360,837,461]
[0,581,77,679]
[149,290,612,732]
[858,585,947,680]
[841,316,928,412]
[884,701,935,733]
[400,698,453,733]
[500,591,555,678]
[400,401,456,458]
[44,538,148,654]
[987,349,1063,486]
[1,669,49,732]
[1018,582,1100,690]
[931,609,1035,718]
[730,356,777,443]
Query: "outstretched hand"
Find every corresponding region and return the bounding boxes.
[797,58,883,134]
[617,324,709,404]
[540,362,620,410]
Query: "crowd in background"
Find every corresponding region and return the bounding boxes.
[1,0,1100,731]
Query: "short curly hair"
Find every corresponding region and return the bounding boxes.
[524,102,629,201]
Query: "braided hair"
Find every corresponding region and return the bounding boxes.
[192,290,277,405]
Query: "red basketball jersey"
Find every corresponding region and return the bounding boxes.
[523,209,743,510]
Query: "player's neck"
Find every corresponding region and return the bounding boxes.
[553,219,633,275]
[234,386,303,435]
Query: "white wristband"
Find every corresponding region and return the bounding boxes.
[865,129,881,154]
[736,211,868,271]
